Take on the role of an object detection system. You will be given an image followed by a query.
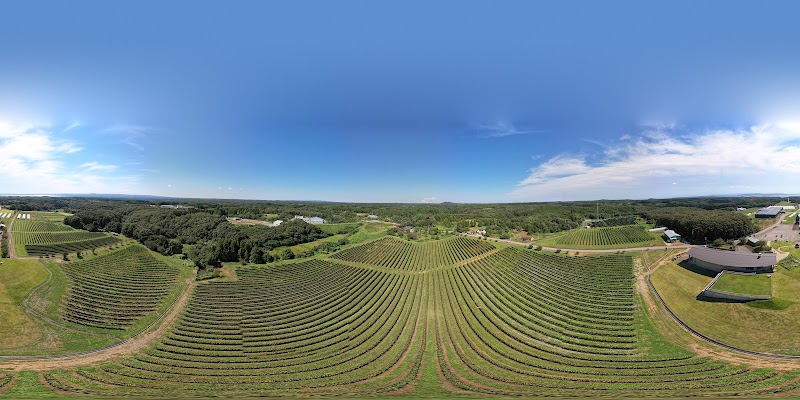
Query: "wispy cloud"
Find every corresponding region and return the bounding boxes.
[63,121,81,132]
[473,120,543,138]
[420,196,440,203]
[511,123,800,201]
[104,124,154,151]
[0,120,140,194]
[79,161,118,172]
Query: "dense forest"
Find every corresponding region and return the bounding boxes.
[1,195,784,265]
[642,208,757,242]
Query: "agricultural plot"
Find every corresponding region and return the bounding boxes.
[12,219,119,256]
[330,236,496,271]
[554,225,660,248]
[41,248,800,397]
[60,245,180,330]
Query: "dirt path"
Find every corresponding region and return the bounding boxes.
[462,233,695,253]
[0,279,196,371]
[6,216,18,259]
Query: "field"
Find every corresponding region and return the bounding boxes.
[0,259,48,350]
[330,236,496,271]
[709,272,773,297]
[60,245,182,330]
[11,239,798,397]
[539,225,663,249]
[12,219,120,257]
[652,260,800,355]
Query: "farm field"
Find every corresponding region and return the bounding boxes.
[652,260,800,355]
[59,245,183,330]
[11,219,120,257]
[538,225,663,249]
[3,239,796,397]
[330,235,496,271]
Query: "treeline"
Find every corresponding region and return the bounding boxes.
[642,208,757,242]
[64,207,329,266]
[4,195,784,260]
[589,215,639,228]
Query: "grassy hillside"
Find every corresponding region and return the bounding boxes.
[0,259,48,350]
[652,260,800,355]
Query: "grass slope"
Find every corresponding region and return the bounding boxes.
[0,259,48,349]
[652,261,800,355]
[710,272,772,297]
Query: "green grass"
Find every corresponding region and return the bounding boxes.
[347,221,391,243]
[710,272,772,297]
[652,260,800,355]
[0,259,48,350]
[318,223,361,234]
[0,245,191,356]
[0,371,58,398]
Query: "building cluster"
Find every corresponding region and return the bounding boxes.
[292,215,326,224]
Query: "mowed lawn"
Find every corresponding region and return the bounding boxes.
[0,259,48,349]
[710,272,772,296]
[652,261,800,355]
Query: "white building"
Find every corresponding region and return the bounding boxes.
[273,220,284,227]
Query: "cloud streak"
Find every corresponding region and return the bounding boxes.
[511,123,800,201]
[0,120,140,194]
[473,120,543,138]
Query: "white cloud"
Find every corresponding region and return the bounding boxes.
[474,120,542,138]
[511,123,800,201]
[420,196,440,203]
[63,121,81,132]
[104,124,153,151]
[79,162,118,172]
[0,120,140,194]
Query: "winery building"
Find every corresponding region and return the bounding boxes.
[687,246,775,273]
[754,206,783,218]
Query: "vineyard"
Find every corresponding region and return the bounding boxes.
[12,219,120,256]
[554,225,659,248]
[60,245,181,330]
[37,246,800,397]
[330,236,496,271]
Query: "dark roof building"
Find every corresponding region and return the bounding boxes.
[754,206,783,218]
[687,246,775,273]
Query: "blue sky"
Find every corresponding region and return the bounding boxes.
[3,1,800,202]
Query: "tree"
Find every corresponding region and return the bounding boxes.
[250,248,266,264]
[279,248,295,260]
[1,235,8,258]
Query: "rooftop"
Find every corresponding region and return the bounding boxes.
[754,206,783,216]
[688,246,776,268]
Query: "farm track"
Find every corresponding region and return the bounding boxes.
[0,277,196,370]
[463,232,696,253]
